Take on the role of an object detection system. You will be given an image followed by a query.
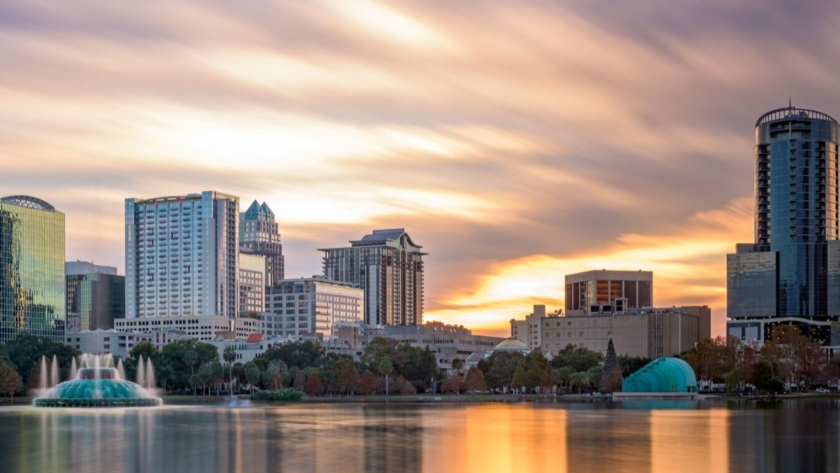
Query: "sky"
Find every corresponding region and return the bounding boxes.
[3,0,840,337]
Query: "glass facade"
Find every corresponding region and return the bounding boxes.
[0,196,65,343]
[740,107,840,318]
[727,251,778,318]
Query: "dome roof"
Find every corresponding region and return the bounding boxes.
[494,337,530,352]
[622,357,698,393]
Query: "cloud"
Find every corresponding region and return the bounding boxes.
[2,0,838,337]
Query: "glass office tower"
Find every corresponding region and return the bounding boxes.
[728,105,840,345]
[0,195,66,343]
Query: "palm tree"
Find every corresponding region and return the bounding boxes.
[223,346,236,393]
[378,358,393,396]
[451,358,464,374]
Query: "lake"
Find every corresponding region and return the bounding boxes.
[0,400,837,472]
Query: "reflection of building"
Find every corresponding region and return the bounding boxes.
[239,250,267,316]
[0,196,66,343]
[515,305,711,358]
[727,105,840,346]
[262,277,363,340]
[321,228,426,326]
[240,200,284,285]
[565,270,653,316]
[125,191,239,319]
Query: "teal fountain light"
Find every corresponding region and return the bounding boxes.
[34,354,162,408]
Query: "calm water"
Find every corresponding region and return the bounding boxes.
[1,400,838,473]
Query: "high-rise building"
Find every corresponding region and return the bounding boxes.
[239,250,267,316]
[125,191,239,319]
[565,270,653,316]
[320,229,425,326]
[240,200,284,285]
[262,276,363,339]
[728,104,840,345]
[0,196,65,343]
[66,261,119,332]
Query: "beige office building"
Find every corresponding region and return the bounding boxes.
[565,270,653,316]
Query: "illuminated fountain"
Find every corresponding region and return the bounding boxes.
[34,354,162,408]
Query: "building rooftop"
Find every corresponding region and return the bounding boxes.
[1,195,56,212]
[493,337,530,352]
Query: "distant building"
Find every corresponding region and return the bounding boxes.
[233,316,261,340]
[240,200,284,285]
[114,315,231,342]
[65,329,186,359]
[510,305,552,350]
[239,250,267,317]
[209,333,284,364]
[492,338,531,354]
[125,191,240,319]
[727,105,840,346]
[66,261,123,332]
[331,323,503,372]
[565,270,653,316]
[538,306,711,358]
[262,277,363,340]
[0,196,66,343]
[321,228,426,326]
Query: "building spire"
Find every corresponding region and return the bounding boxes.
[789,97,792,108]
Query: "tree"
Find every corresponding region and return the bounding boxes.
[7,334,79,385]
[394,376,416,395]
[268,360,288,390]
[441,375,465,394]
[551,344,604,372]
[357,370,378,395]
[223,346,236,392]
[293,370,306,391]
[304,372,324,396]
[521,351,552,392]
[333,358,359,396]
[378,358,394,395]
[451,358,464,374]
[0,364,23,399]
[751,360,775,394]
[253,341,324,371]
[130,341,159,362]
[465,367,486,393]
[183,350,198,376]
[512,364,527,393]
[362,338,400,366]
[570,372,591,393]
[244,362,261,395]
[599,339,624,393]
[616,355,651,377]
[477,351,525,392]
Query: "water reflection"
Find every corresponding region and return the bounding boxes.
[1,401,840,473]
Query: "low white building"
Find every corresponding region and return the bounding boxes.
[208,333,287,364]
[114,315,232,342]
[64,329,188,358]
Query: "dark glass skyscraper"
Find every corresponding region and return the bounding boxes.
[0,195,66,343]
[728,105,840,344]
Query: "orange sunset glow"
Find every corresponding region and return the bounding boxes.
[4,0,837,338]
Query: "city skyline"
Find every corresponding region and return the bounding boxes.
[7,1,840,337]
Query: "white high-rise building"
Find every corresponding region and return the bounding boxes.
[125,191,239,319]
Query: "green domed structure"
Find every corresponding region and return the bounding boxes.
[621,357,698,394]
[34,368,162,408]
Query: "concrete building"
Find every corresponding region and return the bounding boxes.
[727,105,840,347]
[240,200,284,285]
[234,316,261,339]
[66,261,121,332]
[262,277,363,340]
[0,196,65,343]
[537,306,711,358]
[330,322,503,371]
[565,270,653,316]
[239,250,267,316]
[65,329,188,359]
[321,228,425,326]
[510,305,552,350]
[114,315,232,342]
[209,333,283,364]
[125,191,239,319]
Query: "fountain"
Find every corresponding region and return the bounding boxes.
[34,354,162,408]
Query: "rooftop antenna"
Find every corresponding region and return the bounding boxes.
[789,97,792,108]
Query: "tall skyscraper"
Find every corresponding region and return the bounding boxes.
[239,200,284,285]
[321,228,425,326]
[239,249,267,316]
[125,191,239,319]
[728,104,840,344]
[0,195,65,343]
[66,261,119,332]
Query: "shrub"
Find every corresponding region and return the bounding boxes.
[251,389,306,402]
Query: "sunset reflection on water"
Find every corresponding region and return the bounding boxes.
[1,401,839,473]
